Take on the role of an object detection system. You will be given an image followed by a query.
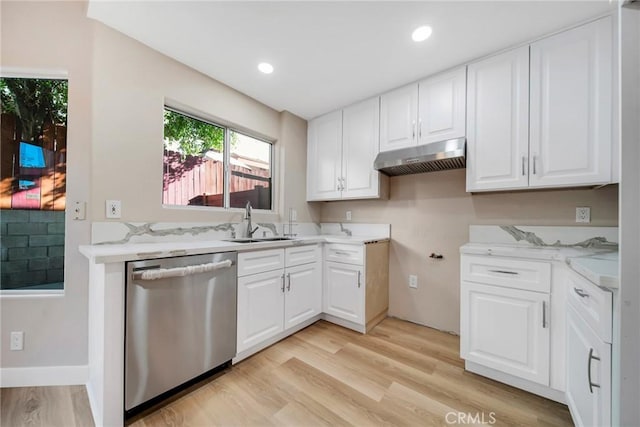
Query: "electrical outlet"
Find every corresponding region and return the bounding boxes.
[290,209,297,221]
[576,207,591,223]
[73,201,86,220]
[409,274,418,289]
[346,211,352,221]
[10,331,23,351]
[106,200,122,219]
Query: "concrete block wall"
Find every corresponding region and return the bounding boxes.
[0,209,64,290]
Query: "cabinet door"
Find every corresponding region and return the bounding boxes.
[418,67,466,145]
[530,17,612,188]
[324,262,364,324]
[284,263,322,330]
[566,304,611,427]
[306,110,343,201]
[342,97,381,199]
[380,84,418,152]
[461,281,550,385]
[466,46,530,192]
[237,270,285,353]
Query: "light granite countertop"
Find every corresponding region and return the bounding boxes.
[79,234,390,264]
[459,242,609,262]
[567,251,619,289]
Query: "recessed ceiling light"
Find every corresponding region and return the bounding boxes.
[412,25,433,42]
[258,62,274,74]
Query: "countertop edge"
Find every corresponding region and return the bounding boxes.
[80,235,390,264]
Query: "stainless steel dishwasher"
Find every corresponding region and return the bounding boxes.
[125,252,237,416]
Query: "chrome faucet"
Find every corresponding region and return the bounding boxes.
[244,201,259,238]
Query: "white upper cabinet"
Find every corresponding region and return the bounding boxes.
[467,16,614,192]
[380,84,419,152]
[307,98,386,202]
[306,110,343,201]
[342,97,381,199]
[418,67,467,145]
[529,16,613,188]
[466,46,530,192]
[380,67,467,153]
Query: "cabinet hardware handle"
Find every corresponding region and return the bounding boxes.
[334,251,351,256]
[542,301,547,328]
[574,288,590,298]
[418,119,422,140]
[412,120,416,141]
[357,270,361,288]
[488,269,519,275]
[588,348,601,393]
[287,273,291,291]
[533,156,538,175]
[522,156,526,176]
[281,274,285,293]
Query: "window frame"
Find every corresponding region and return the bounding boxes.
[0,70,69,295]
[162,105,275,213]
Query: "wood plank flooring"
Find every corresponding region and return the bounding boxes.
[130,318,572,426]
[0,385,94,427]
[1,318,574,426]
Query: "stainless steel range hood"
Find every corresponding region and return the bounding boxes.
[373,137,466,176]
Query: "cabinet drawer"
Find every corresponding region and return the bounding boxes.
[461,255,551,293]
[285,245,321,268]
[325,243,364,265]
[238,249,285,277]
[567,270,612,343]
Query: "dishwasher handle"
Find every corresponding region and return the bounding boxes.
[133,259,234,281]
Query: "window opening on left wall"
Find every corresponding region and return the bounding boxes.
[0,77,68,291]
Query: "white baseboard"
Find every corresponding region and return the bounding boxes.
[465,361,566,404]
[0,365,88,388]
[321,313,366,334]
[233,315,322,364]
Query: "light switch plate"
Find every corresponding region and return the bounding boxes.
[106,200,122,219]
[576,207,591,223]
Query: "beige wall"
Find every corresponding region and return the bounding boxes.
[319,169,619,333]
[1,1,312,369]
[1,1,93,367]
[91,24,312,225]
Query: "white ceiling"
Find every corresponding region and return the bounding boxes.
[87,1,616,120]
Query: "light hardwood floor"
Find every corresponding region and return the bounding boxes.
[0,385,94,427]
[1,318,574,426]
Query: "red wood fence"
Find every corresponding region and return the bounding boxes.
[163,150,271,208]
[0,113,66,210]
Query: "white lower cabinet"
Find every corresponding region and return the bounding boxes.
[237,246,322,354]
[461,281,550,385]
[460,253,567,401]
[324,261,364,324]
[237,269,286,352]
[322,241,389,333]
[284,262,322,329]
[565,270,613,427]
[566,304,612,427]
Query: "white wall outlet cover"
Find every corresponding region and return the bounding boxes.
[346,211,352,221]
[10,331,24,351]
[73,201,86,220]
[290,209,297,221]
[106,200,122,219]
[576,207,591,223]
[409,274,418,289]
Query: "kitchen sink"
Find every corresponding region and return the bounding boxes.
[225,237,294,244]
